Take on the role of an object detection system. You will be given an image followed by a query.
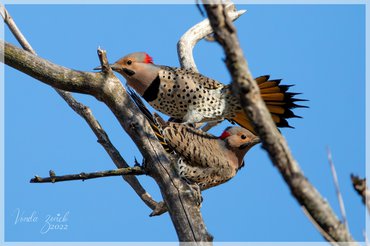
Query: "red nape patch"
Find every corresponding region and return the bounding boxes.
[219,131,231,140]
[144,53,153,64]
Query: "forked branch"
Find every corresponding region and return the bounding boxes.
[0,4,159,212]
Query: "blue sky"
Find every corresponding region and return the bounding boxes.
[3,4,365,243]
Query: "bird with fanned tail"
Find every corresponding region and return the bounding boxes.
[96,52,307,133]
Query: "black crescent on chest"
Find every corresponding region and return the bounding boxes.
[142,75,161,102]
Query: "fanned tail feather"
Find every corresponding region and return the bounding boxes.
[231,112,257,134]
[127,88,172,153]
[231,75,307,133]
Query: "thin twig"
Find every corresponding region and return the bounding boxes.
[30,166,146,183]
[327,147,349,231]
[0,4,159,211]
[0,5,34,53]
[196,0,206,17]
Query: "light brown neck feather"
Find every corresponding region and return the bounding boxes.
[125,63,160,96]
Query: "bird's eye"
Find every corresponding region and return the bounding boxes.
[241,135,247,139]
[127,60,132,65]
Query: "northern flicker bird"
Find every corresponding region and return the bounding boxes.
[168,124,259,190]
[101,52,306,133]
[129,89,260,190]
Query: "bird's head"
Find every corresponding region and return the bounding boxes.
[220,126,260,150]
[108,52,160,95]
[220,126,260,168]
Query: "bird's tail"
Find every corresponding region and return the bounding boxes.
[127,88,172,153]
[231,75,307,133]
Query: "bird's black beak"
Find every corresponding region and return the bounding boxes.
[110,63,121,71]
[239,137,261,150]
[93,63,120,71]
[252,137,261,145]
[93,63,135,76]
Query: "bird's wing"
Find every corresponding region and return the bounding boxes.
[127,87,172,153]
[188,70,224,89]
[160,66,224,90]
[163,123,227,168]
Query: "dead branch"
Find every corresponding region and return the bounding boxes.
[327,147,349,231]
[1,1,243,241]
[177,2,245,71]
[351,175,370,213]
[0,4,159,211]
[203,1,355,243]
[30,166,146,183]
[1,41,212,242]
[0,5,33,53]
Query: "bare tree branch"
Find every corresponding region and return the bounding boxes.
[1,42,212,242]
[4,42,104,93]
[0,4,159,212]
[30,166,146,183]
[56,91,160,210]
[351,175,370,213]
[202,2,356,243]
[177,2,245,71]
[150,201,168,217]
[327,147,349,231]
[0,5,34,53]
